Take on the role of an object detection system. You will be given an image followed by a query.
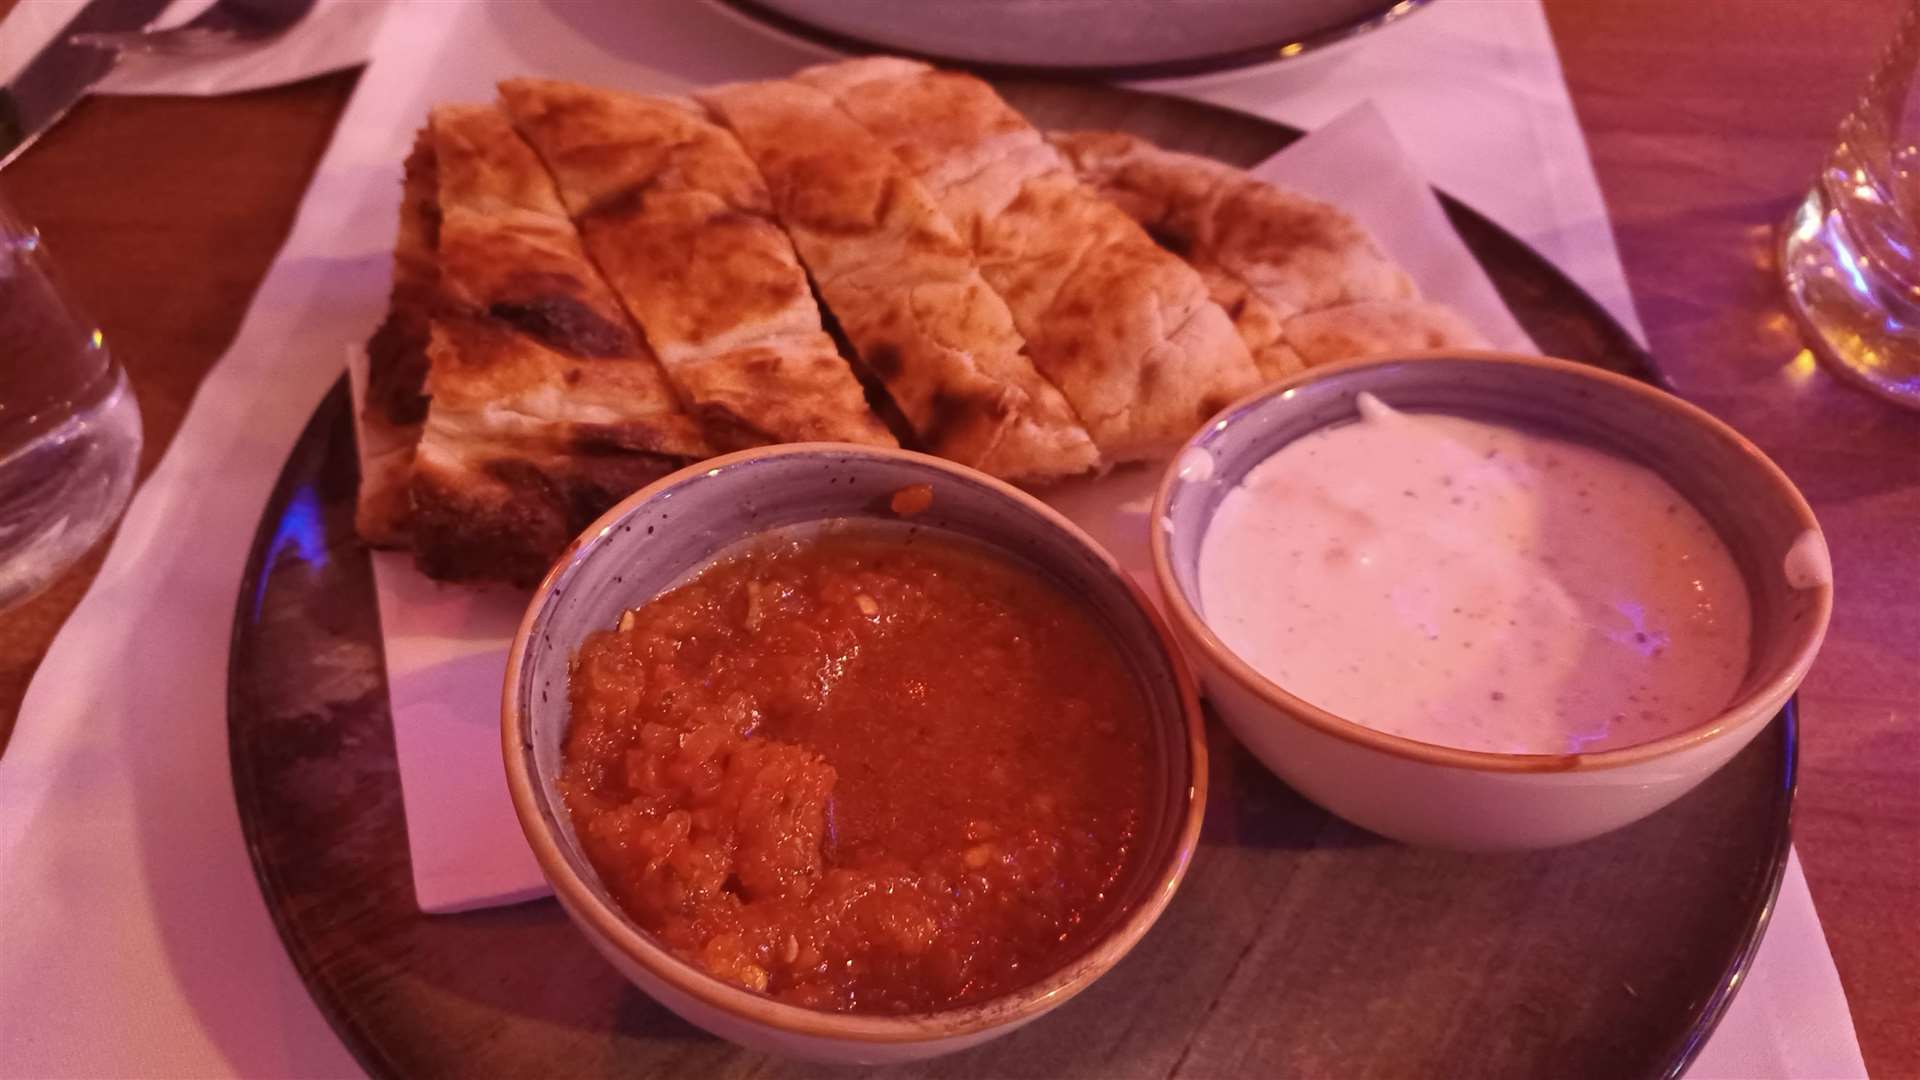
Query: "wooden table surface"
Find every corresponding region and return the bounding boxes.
[0,0,1912,1074]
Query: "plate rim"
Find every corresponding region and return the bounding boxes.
[1658,700,1797,1077]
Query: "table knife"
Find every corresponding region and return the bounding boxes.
[0,0,176,169]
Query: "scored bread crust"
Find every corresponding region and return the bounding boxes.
[794,59,1262,464]
[1282,300,1488,367]
[496,78,895,451]
[410,103,713,585]
[1051,130,1441,379]
[697,75,1100,483]
[412,318,684,586]
[356,129,441,548]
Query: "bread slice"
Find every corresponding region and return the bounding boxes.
[794,59,1261,464]
[496,78,895,451]
[356,129,440,548]
[408,103,713,586]
[698,76,1100,482]
[410,319,692,586]
[1052,130,1444,379]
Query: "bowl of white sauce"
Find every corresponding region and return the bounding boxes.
[1151,351,1832,850]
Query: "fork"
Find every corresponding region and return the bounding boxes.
[71,0,317,58]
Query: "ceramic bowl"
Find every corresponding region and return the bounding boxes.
[503,443,1206,1064]
[728,0,1427,78]
[1151,351,1832,851]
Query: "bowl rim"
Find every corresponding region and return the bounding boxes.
[702,0,1436,82]
[502,442,1209,1044]
[1149,349,1834,775]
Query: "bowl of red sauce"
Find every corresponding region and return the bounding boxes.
[503,443,1206,1064]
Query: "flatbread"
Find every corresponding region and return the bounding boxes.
[794,59,1261,463]
[409,103,712,586]
[1282,300,1488,367]
[356,129,440,547]
[698,76,1100,482]
[1051,130,1427,379]
[497,78,895,451]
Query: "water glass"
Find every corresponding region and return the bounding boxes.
[0,196,142,609]
[1780,0,1920,407]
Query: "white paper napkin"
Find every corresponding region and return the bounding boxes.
[0,1,1866,1077]
[1254,102,1535,353]
[344,354,546,912]
[0,0,383,98]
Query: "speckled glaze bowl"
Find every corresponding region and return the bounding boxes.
[503,443,1206,1064]
[1152,351,1832,851]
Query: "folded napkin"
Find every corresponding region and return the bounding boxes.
[0,0,383,97]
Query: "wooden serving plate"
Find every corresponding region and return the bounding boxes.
[227,85,1790,1079]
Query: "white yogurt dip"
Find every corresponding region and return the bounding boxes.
[1197,394,1753,755]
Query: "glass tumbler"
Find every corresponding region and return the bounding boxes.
[1781,0,1920,407]
[0,196,142,609]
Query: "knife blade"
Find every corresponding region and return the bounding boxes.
[0,0,176,168]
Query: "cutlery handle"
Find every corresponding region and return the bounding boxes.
[0,0,172,169]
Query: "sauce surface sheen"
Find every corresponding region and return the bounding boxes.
[1198,396,1752,754]
[563,526,1155,1013]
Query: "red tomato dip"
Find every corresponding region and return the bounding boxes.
[562,526,1155,1014]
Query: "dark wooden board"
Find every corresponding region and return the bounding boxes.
[228,85,1788,1080]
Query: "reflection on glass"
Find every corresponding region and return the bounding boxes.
[0,198,142,609]
[1781,0,1920,407]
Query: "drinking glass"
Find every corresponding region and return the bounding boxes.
[0,196,142,609]
[1780,0,1920,407]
